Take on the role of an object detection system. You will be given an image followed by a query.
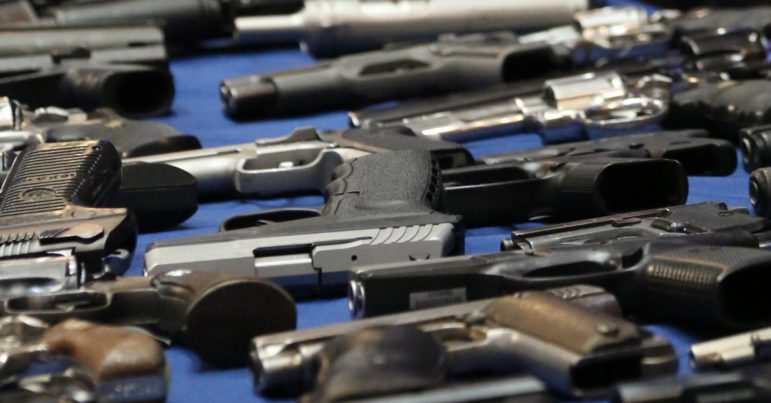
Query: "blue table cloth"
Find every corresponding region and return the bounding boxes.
[141,1,753,400]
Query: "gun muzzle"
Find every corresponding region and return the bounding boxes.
[220,76,278,119]
[750,168,771,218]
[742,126,771,172]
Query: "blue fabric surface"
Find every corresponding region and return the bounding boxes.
[137,6,754,402]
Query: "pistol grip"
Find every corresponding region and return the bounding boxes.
[302,326,448,403]
[42,319,166,382]
[0,140,136,274]
[669,80,771,141]
[323,149,443,217]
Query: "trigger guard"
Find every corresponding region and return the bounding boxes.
[219,208,321,232]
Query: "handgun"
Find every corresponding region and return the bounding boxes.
[0,98,201,158]
[144,149,464,298]
[0,139,136,280]
[612,364,771,403]
[350,240,771,330]
[740,125,771,173]
[666,80,771,141]
[501,202,771,253]
[124,126,474,199]
[251,286,677,399]
[232,0,590,57]
[691,327,771,371]
[329,375,555,403]
[221,36,672,120]
[0,315,167,402]
[223,5,771,119]
[0,24,174,118]
[37,0,302,45]
[144,149,688,297]
[356,70,670,144]
[0,99,200,231]
[299,325,554,403]
[349,28,768,142]
[0,271,296,367]
[478,129,737,176]
[750,167,771,219]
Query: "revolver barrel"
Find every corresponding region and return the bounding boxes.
[233,0,590,57]
[352,71,670,144]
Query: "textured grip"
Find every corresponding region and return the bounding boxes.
[639,244,771,329]
[663,202,769,233]
[301,326,448,403]
[323,150,443,217]
[42,319,166,382]
[338,126,474,169]
[483,292,640,355]
[669,81,771,140]
[0,140,120,218]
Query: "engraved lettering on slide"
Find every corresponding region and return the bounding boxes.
[409,288,467,310]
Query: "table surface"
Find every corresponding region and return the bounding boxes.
[138,0,753,401]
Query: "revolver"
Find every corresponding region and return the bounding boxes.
[222,5,771,119]
[0,315,167,402]
[354,70,671,144]
[25,0,588,55]
[124,126,474,199]
[299,325,554,403]
[612,364,771,403]
[350,27,769,143]
[221,33,673,120]
[0,24,174,118]
[0,271,296,367]
[251,286,677,399]
[232,0,590,57]
[144,149,689,297]
[350,241,771,330]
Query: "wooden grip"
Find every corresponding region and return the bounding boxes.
[42,319,166,381]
